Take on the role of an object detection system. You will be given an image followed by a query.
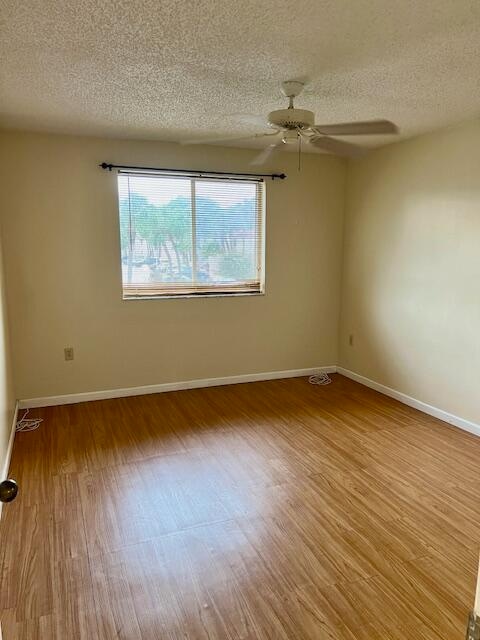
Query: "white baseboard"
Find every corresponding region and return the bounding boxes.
[19,366,337,409]
[0,401,19,521]
[17,366,480,440]
[337,367,480,438]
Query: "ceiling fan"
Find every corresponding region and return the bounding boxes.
[181,80,398,165]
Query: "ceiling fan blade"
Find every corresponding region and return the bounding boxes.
[250,141,283,166]
[312,120,398,136]
[180,133,269,146]
[309,135,367,158]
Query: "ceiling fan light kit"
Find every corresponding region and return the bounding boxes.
[280,130,299,145]
[181,80,399,166]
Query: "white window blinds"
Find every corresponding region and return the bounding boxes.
[117,172,265,298]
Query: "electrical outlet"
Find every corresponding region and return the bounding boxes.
[349,334,354,347]
[64,347,74,361]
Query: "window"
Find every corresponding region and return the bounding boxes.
[117,171,265,299]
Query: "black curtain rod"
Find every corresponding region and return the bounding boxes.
[99,162,286,180]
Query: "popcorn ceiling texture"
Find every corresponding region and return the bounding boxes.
[0,0,479,151]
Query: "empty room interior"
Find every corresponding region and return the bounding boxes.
[1,1,480,638]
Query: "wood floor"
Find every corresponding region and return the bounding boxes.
[0,374,478,639]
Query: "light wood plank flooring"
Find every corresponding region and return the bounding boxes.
[0,374,478,639]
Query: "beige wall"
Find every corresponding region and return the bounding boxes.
[0,131,346,400]
[0,227,16,478]
[1,122,479,426]
[340,119,480,425]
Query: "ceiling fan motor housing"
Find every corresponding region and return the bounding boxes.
[268,108,315,130]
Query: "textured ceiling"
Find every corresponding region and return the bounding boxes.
[1,0,480,153]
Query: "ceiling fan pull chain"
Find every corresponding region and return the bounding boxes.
[298,133,302,172]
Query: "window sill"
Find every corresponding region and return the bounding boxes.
[122,291,265,301]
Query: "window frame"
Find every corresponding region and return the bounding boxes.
[116,171,266,300]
